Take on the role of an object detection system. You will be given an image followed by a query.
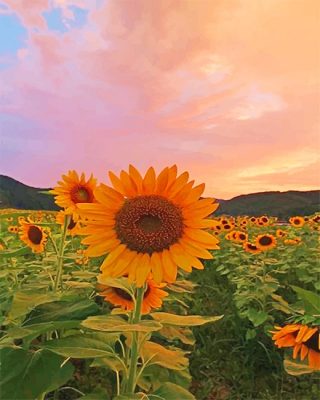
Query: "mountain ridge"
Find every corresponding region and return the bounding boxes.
[0,175,319,218]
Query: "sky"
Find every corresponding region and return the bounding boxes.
[0,0,319,199]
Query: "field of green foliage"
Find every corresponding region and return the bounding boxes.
[0,209,319,400]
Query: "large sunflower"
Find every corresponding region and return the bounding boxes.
[78,165,219,286]
[272,324,320,370]
[19,220,47,253]
[98,277,168,314]
[255,234,276,251]
[51,171,97,213]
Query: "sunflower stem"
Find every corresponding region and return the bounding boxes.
[126,285,145,394]
[53,214,70,292]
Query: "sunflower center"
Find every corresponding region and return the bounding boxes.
[115,195,184,254]
[113,285,151,301]
[68,218,77,230]
[71,186,92,203]
[304,330,320,352]
[239,234,246,240]
[28,226,43,245]
[248,244,258,250]
[113,288,133,301]
[294,219,300,225]
[259,236,272,246]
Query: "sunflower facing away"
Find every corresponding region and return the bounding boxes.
[272,324,320,370]
[51,171,97,213]
[78,165,219,286]
[19,220,47,253]
[56,210,81,236]
[255,234,276,251]
[98,277,168,314]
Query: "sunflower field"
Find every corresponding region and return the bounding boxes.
[0,167,319,400]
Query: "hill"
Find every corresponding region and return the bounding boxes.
[0,175,319,218]
[0,175,59,211]
[216,190,320,218]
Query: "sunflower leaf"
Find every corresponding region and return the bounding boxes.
[150,312,223,326]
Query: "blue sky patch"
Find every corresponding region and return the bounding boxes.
[43,5,88,33]
[0,12,27,54]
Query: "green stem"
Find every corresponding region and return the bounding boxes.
[53,215,70,292]
[126,286,145,394]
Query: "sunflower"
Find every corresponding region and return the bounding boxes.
[272,324,320,370]
[19,220,47,253]
[98,277,168,314]
[289,216,305,227]
[276,229,287,238]
[258,216,269,225]
[255,234,276,251]
[235,231,248,243]
[6,217,13,222]
[56,210,81,235]
[51,171,97,213]
[78,165,219,286]
[243,242,262,254]
[250,217,257,223]
[284,238,301,245]
[8,225,18,233]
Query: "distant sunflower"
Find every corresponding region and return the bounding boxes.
[312,215,320,224]
[235,231,248,243]
[51,171,97,213]
[8,225,18,233]
[255,234,276,251]
[6,217,13,222]
[78,165,219,286]
[98,277,168,314]
[19,221,47,253]
[284,237,301,245]
[289,216,305,227]
[250,217,257,223]
[56,210,81,235]
[243,242,261,254]
[272,324,320,370]
[276,229,287,238]
[259,216,269,225]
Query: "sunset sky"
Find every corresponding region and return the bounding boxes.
[0,0,319,199]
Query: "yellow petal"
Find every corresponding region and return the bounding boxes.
[100,244,127,271]
[179,238,213,259]
[161,249,178,283]
[142,167,156,194]
[151,252,163,283]
[129,164,143,193]
[136,253,151,287]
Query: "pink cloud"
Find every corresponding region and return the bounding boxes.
[1,0,319,198]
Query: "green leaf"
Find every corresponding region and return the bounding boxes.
[284,358,314,376]
[6,291,60,322]
[41,332,118,359]
[7,320,80,339]
[82,315,162,333]
[24,298,99,325]
[153,382,196,399]
[0,246,31,258]
[247,309,268,327]
[291,286,320,315]
[159,325,195,345]
[0,347,74,400]
[141,341,189,371]
[150,312,223,326]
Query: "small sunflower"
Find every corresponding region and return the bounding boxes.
[250,217,257,223]
[78,165,219,286]
[258,216,269,225]
[284,237,301,245]
[255,234,276,251]
[98,277,168,314]
[276,229,287,238]
[8,225,19,233]
[6,217,13,222]
[19,220,47,253]
[56,210,81,236]
[51,171,97,213]
[243,242,262,254]
[235,231,248,243]
[289,216,305,227]
[272,324,320,370]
